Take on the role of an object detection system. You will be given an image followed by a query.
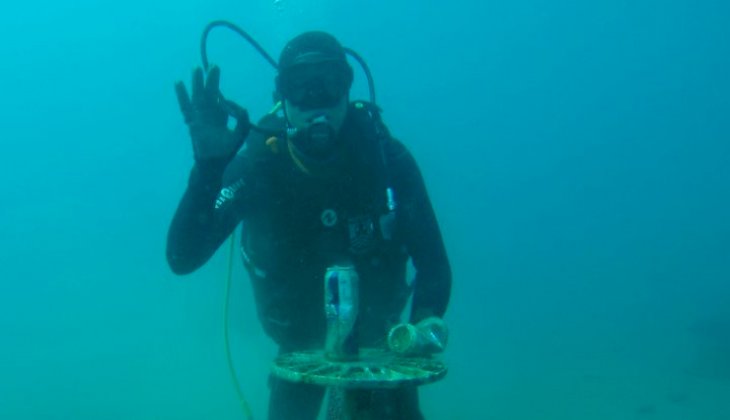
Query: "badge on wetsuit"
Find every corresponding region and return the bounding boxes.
[321,209,338,227]
[347,215,376,255]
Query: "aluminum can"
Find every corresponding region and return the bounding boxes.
[324,264,360,360]
[387,317,449,355]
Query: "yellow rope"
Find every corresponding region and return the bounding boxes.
[224,234,254,419]
[287,139,311,175]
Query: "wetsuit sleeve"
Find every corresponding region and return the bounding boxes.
[166,159,245,275]
[388,140,452,323]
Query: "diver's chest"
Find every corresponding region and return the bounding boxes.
[271,178,385,256]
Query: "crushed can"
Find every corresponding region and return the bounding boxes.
[387,317,449,356]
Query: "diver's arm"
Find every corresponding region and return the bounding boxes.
[166,160,242,275]
[389,141,452,323]
[166,108,283,275]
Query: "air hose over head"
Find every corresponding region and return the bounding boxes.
[199,20,378,131]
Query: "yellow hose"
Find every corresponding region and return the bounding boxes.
[224,234,254,419]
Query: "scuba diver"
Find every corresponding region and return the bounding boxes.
[166,30,452,419]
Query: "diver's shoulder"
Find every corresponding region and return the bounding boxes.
[383,136,414,164]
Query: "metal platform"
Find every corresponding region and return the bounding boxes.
[272,348,447,389]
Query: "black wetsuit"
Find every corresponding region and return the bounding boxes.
[167,103,451,419]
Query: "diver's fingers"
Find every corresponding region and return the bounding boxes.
[204,65,221,104]
[228,100,251,139]
[191,67,205,107]
[174,81,194,124]
[223,98,248,121]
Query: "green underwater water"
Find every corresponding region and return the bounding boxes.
[1,0,729,418]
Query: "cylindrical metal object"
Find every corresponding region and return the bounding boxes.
[324,264,360,360]
[387,317,449,356]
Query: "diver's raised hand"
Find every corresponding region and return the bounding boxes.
[175,66,250,163]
